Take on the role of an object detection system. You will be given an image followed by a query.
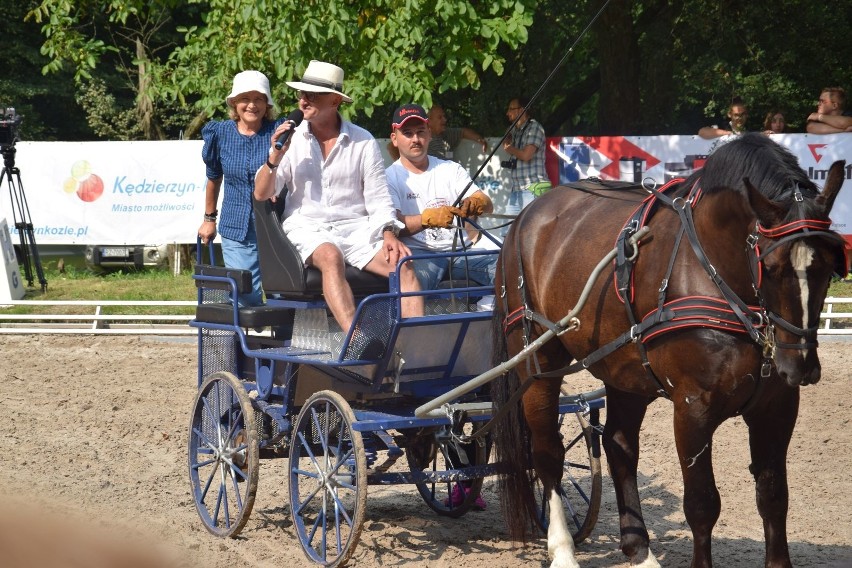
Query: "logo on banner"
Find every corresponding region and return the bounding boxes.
[554,143,591,182]
[63,160,104,202]
[579,136,661,180]
[807,144,828,163]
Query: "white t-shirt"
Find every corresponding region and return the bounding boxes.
[386,156,484,251]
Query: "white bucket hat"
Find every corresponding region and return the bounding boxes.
[226,70,274,107]
[286,60,353,103]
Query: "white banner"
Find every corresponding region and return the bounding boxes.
[538,133,852,245]
[2,141,206,245]
[2,134,850,245]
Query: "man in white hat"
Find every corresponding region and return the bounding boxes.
[254,60,422,339]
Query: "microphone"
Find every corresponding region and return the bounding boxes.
[274,109,304,150]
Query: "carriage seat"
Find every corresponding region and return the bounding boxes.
[193,264,292,328]
[252,196,389,300]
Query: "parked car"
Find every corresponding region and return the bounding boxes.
[85,244,172,271]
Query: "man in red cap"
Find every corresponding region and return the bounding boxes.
[386,103,496,292]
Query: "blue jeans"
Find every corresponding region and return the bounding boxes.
[413,253,497,291]
[221,223,263,307]
[505,189,536,217]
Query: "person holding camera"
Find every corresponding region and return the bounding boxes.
[502,97,551,217]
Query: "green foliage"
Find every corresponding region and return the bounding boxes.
[25,0,201,139]
[11,0,852,139]
[157,0,534,124]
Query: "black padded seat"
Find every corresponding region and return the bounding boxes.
[253,197,389,299]
[195,302,291,328]
[193,263,293,328]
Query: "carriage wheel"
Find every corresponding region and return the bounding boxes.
[405,425,487,518]
[188,371,259,538]
[289,390,367,568]
[532,410,602,543]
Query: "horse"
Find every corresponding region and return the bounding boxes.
[490,133,848,568]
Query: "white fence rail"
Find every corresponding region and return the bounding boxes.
[0,300,196,335]
[820,297,852,335]
[1,298,850,336]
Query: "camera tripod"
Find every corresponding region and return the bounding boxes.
[1,144,47,291]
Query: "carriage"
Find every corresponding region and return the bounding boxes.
[187,193,605,567]
[188,134,848,568]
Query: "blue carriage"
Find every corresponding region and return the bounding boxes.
[187,198,604,566]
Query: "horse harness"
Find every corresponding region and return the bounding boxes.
[502,178,846,402]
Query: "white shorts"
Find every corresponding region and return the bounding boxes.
[282,216,382,270]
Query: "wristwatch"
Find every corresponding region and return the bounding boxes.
[382,224,400,237]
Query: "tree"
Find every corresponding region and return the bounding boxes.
[0,3,90,140]
[156,0,535,137]
[15,0,852,140]
[26,0,202,140]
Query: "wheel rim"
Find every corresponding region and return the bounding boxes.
[188,371,258,537]
[289,391,366,567]
[405,426,487,518]
[533,411,602,543]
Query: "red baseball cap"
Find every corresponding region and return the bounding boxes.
[392,104,428,129]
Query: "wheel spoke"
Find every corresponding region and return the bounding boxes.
[188,372,258,538]
[290,391,366,566]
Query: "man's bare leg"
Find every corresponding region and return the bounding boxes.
[308,243,356,331]
[363,255,424,317]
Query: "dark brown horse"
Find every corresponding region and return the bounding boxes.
[491,134,848,568]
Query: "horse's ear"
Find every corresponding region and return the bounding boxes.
[816,160,846,215]
[743,177,785,227]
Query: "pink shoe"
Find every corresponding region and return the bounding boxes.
[443,484,487,510]
[472,490,487,511]
[444,483,466,507]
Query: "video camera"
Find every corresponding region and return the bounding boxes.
[0,107,22,149]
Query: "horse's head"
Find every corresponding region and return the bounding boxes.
[744,160,848,387]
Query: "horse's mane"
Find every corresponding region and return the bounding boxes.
[682,133,823,220]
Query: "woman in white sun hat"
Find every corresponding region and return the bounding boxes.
[253,60,423,357]
[199,70,284,306]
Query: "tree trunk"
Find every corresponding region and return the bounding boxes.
[594,0,640,135]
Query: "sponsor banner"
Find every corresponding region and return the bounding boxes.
[542,134,852,240]
[3,141,206,245]
[3,135,850,245]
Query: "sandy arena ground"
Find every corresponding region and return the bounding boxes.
[2,334,850,567]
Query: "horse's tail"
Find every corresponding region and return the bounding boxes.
[490,307,538,542]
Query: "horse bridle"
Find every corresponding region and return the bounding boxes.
[664,185,847,373]
[748,217,848,356]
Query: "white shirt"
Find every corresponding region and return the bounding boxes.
[273,117,398,237]
[386,155,484,251]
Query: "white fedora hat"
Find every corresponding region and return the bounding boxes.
[226,70,274,107]
[286,60,353,103]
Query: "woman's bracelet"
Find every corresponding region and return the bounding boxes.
[203,211,218,222]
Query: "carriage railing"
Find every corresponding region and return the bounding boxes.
[191,247,501,395]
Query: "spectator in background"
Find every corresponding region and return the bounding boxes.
[762,110,786,134]
[427,104,488,161]
[806,87,852,134]
[503,96,551,216]
[199,70,284,306]
[698,97,749,139]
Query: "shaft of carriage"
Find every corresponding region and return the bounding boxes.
[414,226,648,419]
